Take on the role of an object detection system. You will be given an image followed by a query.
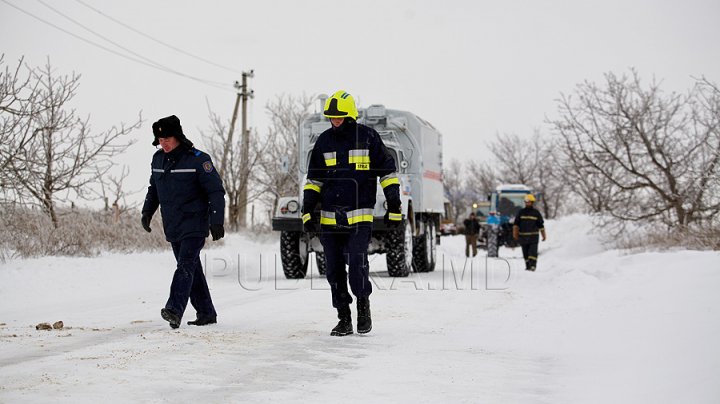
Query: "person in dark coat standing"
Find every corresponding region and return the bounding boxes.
[463,212,481,257]
[141,115,226,329]
[302,90,402,336]
[512,194,546,271]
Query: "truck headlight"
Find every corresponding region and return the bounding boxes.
[287,200,299,213]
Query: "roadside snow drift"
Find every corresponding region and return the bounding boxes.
[1,214,718,403]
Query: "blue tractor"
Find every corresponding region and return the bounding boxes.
[483,184,534,258]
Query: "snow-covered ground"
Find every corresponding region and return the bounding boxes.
[1,214,718,403]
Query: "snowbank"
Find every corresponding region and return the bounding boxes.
[0,215,718,403]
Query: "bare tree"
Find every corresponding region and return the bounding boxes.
[4,59,140,227]
[90,165,141,215]
[203,107,266,231]
[488,132,539,185]
[443,158,469,223]
[554,123,620,214]
[0,55,44,202]
[550,70,720,229]
[465,159,496,202]
[254,93,315,215]
[484,131,566,218]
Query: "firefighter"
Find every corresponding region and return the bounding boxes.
[141,115,226,328]
[512,194,546,271]
[302,90,402,336]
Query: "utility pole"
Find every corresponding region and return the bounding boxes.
[221,80,242,179]
[238,70,254,228]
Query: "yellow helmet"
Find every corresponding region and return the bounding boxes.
[324,90,358,120]
[524,194,536,203]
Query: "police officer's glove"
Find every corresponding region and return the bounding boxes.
[141,214,152,233]
[384,199,403,229]
[210,224,225,241]
[302,213,317,234]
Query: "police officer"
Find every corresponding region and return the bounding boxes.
[512,194,546,271]
[141,115,226,329]
[302,90,402,336]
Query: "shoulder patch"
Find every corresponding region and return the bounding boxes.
[203,161,214,173]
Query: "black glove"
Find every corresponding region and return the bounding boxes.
[384,199,402,229]
[141,214,152,233]
[303,213,317,233]
[210,224,225,241]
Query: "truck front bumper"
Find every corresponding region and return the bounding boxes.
[272,217,303,232]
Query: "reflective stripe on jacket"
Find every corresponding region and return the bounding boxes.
[142,146,225,242]
[513,207,544,243]
[303,120,400,227]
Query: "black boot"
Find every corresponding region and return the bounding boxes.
[160,308,181,329]
[357,298,372,334]
[331,306,353,337]
[187,316,217,326]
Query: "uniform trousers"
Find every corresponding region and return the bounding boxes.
[320,225,373,308]
[165,237,217,319]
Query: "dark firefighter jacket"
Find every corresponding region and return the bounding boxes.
[142,145,225,242]
[303,119,400,227]
[513,206,545,244]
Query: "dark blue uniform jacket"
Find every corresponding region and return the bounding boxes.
[142,146,225,242]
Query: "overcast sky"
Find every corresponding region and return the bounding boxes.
[2,0,719,205]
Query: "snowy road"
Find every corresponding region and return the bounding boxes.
[1,215,719,403]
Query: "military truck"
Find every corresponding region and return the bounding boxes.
[272,103,444,278]
[481,184,534,257]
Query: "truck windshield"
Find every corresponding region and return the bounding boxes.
[386,148,399,168]
[475,204,490,218]
[497,194,527,217]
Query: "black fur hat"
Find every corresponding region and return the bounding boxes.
[152,115,193,148]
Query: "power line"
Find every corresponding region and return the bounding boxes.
[74,0,241,74]
[34,0,230,89]
[1,0,233,92]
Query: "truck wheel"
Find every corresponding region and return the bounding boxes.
[280,231,309,279]
[386,220,412,277]
[487,226,499,258]
[412,219,436,272]
[315,251,327,276]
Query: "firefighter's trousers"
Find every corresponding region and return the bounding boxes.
[520,241,539,270]
[320,225,373,308]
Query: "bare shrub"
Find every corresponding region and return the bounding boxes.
[615,221,720,251]
[0,206,167,260]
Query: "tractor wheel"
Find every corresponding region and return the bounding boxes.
[487,226,499,258]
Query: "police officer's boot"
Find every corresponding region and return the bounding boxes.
[331,306,353,337]
[356,298,372,334]
[187,316,217,326]
[160,308,181,329]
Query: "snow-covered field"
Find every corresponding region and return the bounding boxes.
[1,215,718,403]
